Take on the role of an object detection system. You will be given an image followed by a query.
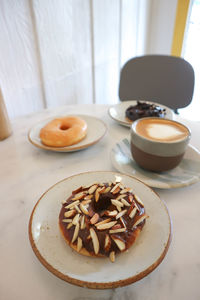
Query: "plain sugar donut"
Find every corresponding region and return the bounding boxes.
[40,116,87,147]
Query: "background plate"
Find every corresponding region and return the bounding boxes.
[111,138,200,189]
[29,171,171,289]
[28,115,107,152]
[108,100,174,127]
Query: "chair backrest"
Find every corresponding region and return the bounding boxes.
[119,55,195,110]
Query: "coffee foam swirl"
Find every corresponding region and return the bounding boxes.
[135,118,189,142]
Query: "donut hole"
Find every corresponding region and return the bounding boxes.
[92,193,112,213]
[60,124,70,131]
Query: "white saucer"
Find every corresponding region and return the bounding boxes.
[110,138,200,189]
[29,171,171,289]
[108,100,174,127]
[28,115,107,152]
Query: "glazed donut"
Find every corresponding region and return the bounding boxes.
[59,181,148,262]
[39,116,87,147]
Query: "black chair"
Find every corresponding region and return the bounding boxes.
[119,55,195,113]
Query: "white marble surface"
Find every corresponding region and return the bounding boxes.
[1,104,200,300]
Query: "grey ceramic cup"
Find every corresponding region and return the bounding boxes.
[130,117,191,172]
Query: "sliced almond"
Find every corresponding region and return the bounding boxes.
[67,222,73,229]
[128,195,133,203]
[120,188,130,194]
[83,194,93,200]
[72,192,85,201]
[95,190,100,202]
[80,215,86,229]
[129,207,137,219]
[104,210,118,217]
[109,228,126,234]
[62,199,67,204]
[88,184,98,194]
[95,218,111,227]
[116,194,127,201]
[62,218,73,223]
[111,199,124,208]
[116,205,122,212]
[72,213,80,225]
[74,205,81,213]
[112,236,126,251]
[96,221,117,230]
[90,228,99,255]
[111,224,121,230]
[82,199,92,206]
[109,251,115,263]
[80,203,89,215]
[112,186,120,194]
[71,222,79,243]
[121,198,131,207]
[110,183,121,193]
[104,234,111,252]
[90,213,99,224]
[65,200,80,209]
[135,194,144,207]
[77,237,82,252]
[102,186,111,194]
[116,209,127,219]
[133,214,148,227]
[64,209,76,218]
[120,217,126,228]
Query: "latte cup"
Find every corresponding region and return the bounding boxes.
[130,117,191,172]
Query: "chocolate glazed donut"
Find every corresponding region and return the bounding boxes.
[59,181,148,262]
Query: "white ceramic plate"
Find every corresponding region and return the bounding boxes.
[28,115,107,152]
[111,138,200,189]
[29,171,171,289]
[108,100,174,127]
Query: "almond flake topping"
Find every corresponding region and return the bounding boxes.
[83,194,93,200]
[88,184,98,194]
[116,205,122,212]
[110,183,121,193]
[109,228,126,234]
[129,207,137,219]
[62,218,73,223]
[95,189,100,202]
[102,186,111,194]
[90,228,99,254]
[121,198,131,207]
[135,194,144,206]
[72,192,85,201]
[104,234,111,252]
[112,186,120,194]
[72,213,80,225]
[95,218,111,227]
[109,251,115,262]
[77,237,82,252]
[90,213,99,224]
[116,209,127,219]
[80,215,86,229]
[71,222,79,243]
[104,210,118,217]
[96,221,117,230]
[74,205,81,213]
[67,222,73,229]
[111,199,124,208]
[65,200,80,209]
[64,210,76,218]
[133,214,148,227]
[120,188,131,194]
[80,203,89,215]
[112,236,126,251]
[81,199,92,205]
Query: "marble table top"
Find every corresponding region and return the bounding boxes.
[1,104,200,300]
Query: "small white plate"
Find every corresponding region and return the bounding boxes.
[108,100,174,127]
[28,115,107,152]
[29,171,171,289]
[111,138,200,189]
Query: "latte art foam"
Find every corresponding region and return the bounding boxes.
[136,118,189,142]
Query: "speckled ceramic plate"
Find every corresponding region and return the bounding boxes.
[108,100,174,127]
[29,171,171,289]
[28,115,107,152]
[111,138,200,189]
